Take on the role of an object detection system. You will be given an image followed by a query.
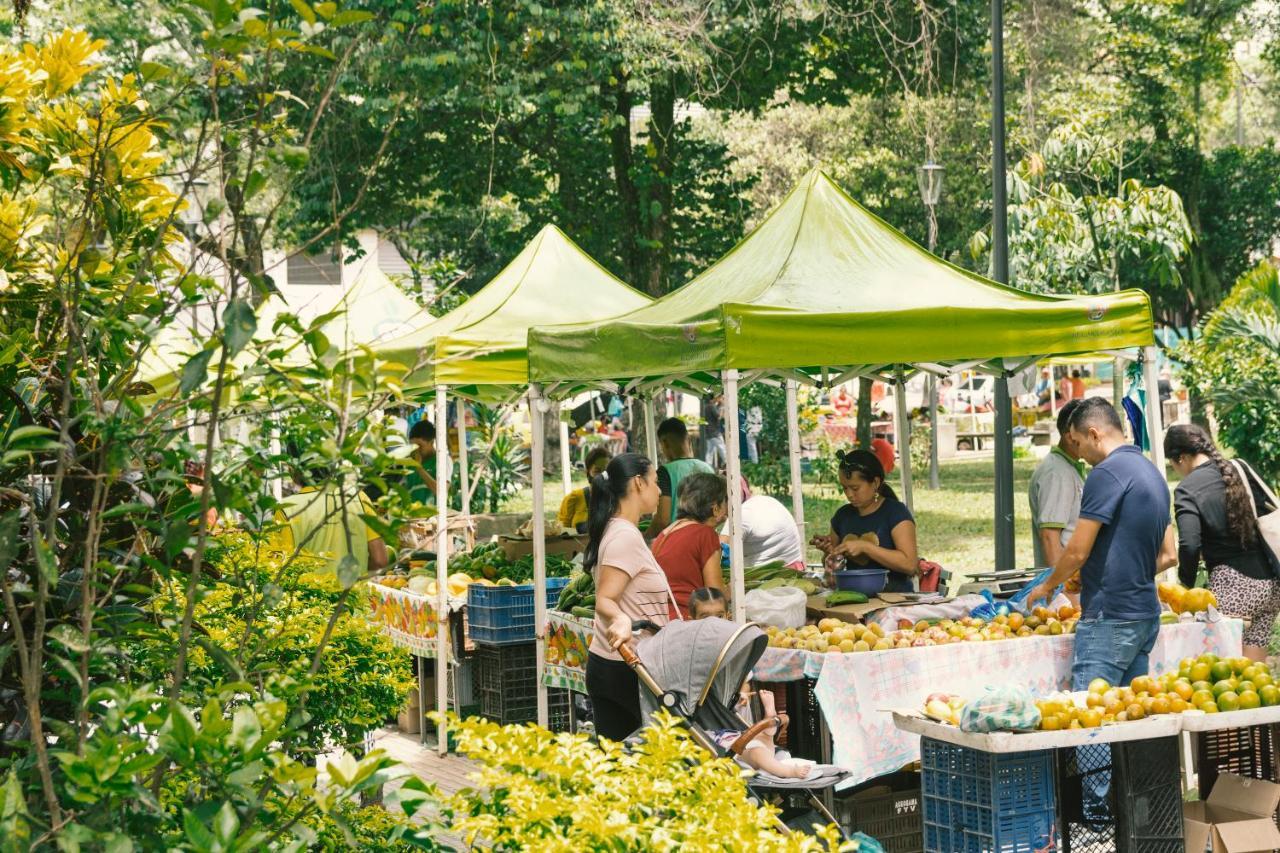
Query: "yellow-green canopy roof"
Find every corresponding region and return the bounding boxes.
[528,169,1155,389]
[371,224,651,398]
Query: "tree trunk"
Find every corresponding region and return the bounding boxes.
[640,77,676,296]
[856,378,873,448]
[605,73,677,297]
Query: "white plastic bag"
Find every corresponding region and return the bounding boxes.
[959,684,1042,733]
[744,586,807,629]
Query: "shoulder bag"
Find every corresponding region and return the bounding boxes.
[1230,459,1280,573]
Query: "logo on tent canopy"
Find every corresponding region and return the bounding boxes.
[682,324,698,343]
[1086,303,1108,321]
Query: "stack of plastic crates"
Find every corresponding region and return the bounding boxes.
[920,738,1056,853]
[471,642,571,730]
[467,577,570,645]
[1056,737,1183,852]
[1194,723,1277,804]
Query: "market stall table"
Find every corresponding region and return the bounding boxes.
[368,581,469,746]
[760,618,1242,787]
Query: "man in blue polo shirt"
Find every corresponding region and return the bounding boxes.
[1027,397,1176,825]
[1027,397,1176,689]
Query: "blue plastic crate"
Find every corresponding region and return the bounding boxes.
[920,738,1057,853]
[467,577,570,645]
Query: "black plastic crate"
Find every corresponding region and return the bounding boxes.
[1058,737,1184,853]
[478,683,571,729]
[838,773,922,853]
[1195,723,1279,805]
[472,641,537,697]
[783,677,826,762]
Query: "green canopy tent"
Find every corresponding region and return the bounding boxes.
[366,223,652,746]
[137,263,435,397]
[526,168,1163,621]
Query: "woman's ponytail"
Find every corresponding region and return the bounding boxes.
[583,452,654,573]
[1164,424,1257,548]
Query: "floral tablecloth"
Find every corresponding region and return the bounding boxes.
[778,618,1242,788]
[543,610,594,694]
[366,583,459,660]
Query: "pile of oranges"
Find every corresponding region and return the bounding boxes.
[1035,654,1277,730]
[1157,581,1218,614]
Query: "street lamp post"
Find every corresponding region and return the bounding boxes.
[991,0,1017,572]
[917,161,944,491]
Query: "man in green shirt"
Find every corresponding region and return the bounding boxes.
[404,419,451,506]
[1029,399,1085,596]
[649,417,714,540]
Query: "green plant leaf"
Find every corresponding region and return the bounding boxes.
[223,299,257,358]
[289,0,316,24]
[34,534,57,586]
[48,624,90,653]
[336,554,360,590]
[331,9,374,26]
[183,810,217,852]
[180,348,215,395]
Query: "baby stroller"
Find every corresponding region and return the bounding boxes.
[618,617,850,835]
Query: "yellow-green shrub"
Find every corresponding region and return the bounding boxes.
[435,711,855,852]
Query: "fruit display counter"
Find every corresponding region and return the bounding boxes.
[775,617,1242,788]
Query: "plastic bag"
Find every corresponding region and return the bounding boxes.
[969,589,1011,622]
[1007,568,1063,614]
[959,684,1042,733]
[744,586,807,629]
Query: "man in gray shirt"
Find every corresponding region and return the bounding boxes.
[1029,400,1085,592]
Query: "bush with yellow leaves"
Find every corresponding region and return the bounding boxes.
[433,711,856,852]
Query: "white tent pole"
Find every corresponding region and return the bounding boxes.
[643,395,658,462]
[927,374,940,490]
[529,384,550,727]
[1142,346,1167,479]
[559,406,572,496]
[784,380,805,537]
[723,370,746,622]
[457,401,470,521]
[433,386,450,755]
[895,369,914,514]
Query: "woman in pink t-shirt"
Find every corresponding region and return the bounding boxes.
[584,452,671,740]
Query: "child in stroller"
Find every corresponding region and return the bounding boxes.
[688,588,814,780]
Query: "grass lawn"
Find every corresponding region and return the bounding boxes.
[505,455,1039,590]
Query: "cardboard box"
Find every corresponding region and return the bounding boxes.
[397,690,421,735]
[1184,773,1280,852]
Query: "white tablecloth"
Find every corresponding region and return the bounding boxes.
[761,618,1243,787]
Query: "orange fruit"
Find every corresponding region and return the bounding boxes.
[1131,676,1154,695]
[1126,703,1145,720]
[1169,696,1189,713]
[1211,661,1233,682]
[1041,715,1062,731]
[1184,587,1214,614]
[1080,709,1103,728]
[1218,691,1241,712]
[1200,702,1219,714]
[1058,605,1077,621]
[1191,689,1215,707]
[1239,691,1262,710]
[1007,612,1025,631]
[1172,681,1194,701]
[1260,685,1280,707]
[1190,662,1212,683]
[1088,678,1110,695]
[1150,696,1171,715]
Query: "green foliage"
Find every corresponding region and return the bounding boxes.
[970,109,1192,295]
[1180,261,1280,482]
[134,534,416,758]
[460,404,530,514]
